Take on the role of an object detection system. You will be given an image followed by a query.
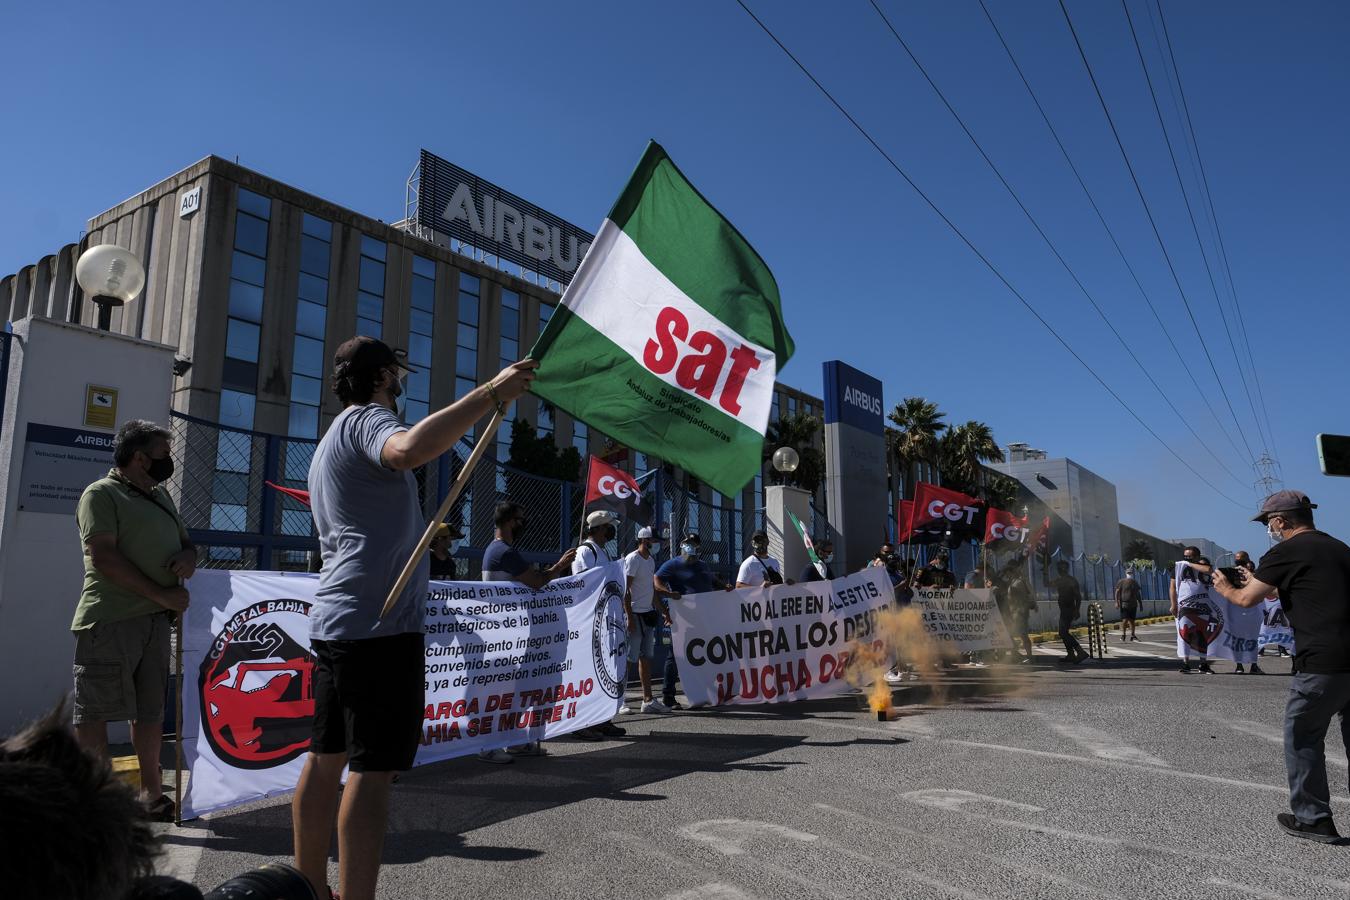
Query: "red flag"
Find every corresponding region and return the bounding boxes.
[909,483,986,545]
[984,508,1030,549]
[583,456,652,525]
[266,481,311,507]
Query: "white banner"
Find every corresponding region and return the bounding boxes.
[1173,563,1261,664]
[912,588,1013,651]
[180,565,627,819]
[1258,597,1295,654]
[670,568,893,707]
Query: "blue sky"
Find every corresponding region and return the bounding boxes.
[2,0,1346,554]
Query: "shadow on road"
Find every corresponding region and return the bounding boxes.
[167,728,808,864]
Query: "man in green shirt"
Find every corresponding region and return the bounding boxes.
[72,419,195,821]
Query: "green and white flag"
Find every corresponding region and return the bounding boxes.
[787,509,826,579]
[530,142,793,497]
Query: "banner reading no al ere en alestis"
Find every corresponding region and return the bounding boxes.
[912,588,1014,652]
[1258,596,1294,654]
[180,565,627,819]
[1172,561,1262,664]
[669,569,893,707]
[529,141,794,497]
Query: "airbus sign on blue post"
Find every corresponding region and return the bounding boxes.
[824,361,883,435]
[821,361,888,573]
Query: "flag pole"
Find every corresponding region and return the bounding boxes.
[380,408,506,620]
[173,611,183,826]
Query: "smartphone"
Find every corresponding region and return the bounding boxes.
[1318,433,1350,477]
[1217,566,1245,586]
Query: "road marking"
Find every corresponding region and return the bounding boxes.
[1044,720,1170,766]
[151,823,208,883]
[813,803,1117,898]
[900,788,1044,813]
[1100,646,1167,658]
[1204,877,1297,900]
[678,819,818,857]
[662,884,760,900]
[1218,718,1349,768]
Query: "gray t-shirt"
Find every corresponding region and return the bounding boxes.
[309,404,427,640]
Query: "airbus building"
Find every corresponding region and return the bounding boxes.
[0,151,825,572]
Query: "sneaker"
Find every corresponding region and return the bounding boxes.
[1251,664,1265,675]
[596,722,627,737]
[144,793,175,823]
[1199,664,1215,675]
[477,748,514,764]
[506,741,547,757]
[1131,636,1139,642]
[1180,664,1193,674]
[1277,813,1341,844]
[664,700,684,710]
[885,669,904,685]
[641,699,672,714]
[615,704,633,715]
[1233,664,1245,674]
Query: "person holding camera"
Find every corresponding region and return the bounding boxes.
[736,530,784,588]
[1211,491,1350,844]
[72,419,194,823]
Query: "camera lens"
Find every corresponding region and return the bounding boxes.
[202,863,317,900]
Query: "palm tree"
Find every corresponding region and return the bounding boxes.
[983,473,1021,510]
[939,421,1005,496]
[763,412,826,492]
[1123,538,1154,568]
[886,398,947,499]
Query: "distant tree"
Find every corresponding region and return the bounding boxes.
[1123,538,1154,564]
[983,473,1021,511]
[939,421,1005,496]
[886,397,947,498]
[763,413,825,493]
[506,418,582,482]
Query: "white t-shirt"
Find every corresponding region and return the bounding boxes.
[624,550,657,612]
[572,539,613,575]
[737,554,783,586]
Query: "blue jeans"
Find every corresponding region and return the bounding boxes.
[1285,672,1350,824]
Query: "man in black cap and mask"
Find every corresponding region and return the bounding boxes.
[1212,490,1350,844]
[71,419,194,823]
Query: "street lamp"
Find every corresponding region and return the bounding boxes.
[771,446,799,480]
[75,244,145,331]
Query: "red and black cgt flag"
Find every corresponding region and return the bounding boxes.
[1029,515,1053,572]
[984,508,1030,551]
[584,456,653,525]
[899,483,986,546]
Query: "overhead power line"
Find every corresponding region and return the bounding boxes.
[1151,0,1281,467]
[868,0,1250,491]
[1117,0,1271,460]
[1056,0,1260,473]
[731,0,1249,509]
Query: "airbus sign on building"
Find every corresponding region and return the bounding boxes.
[416,149,594,285]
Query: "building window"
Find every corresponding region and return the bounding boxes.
[405,255,436,423]
[289,213,330,437]
[500,289,520,369]
[573,419,588,456]
[357,234,385,338]
[537,403,554,438]
[455,273,480,407]
[223,188,269,423]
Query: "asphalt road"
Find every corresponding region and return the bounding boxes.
[159,623,1350,899]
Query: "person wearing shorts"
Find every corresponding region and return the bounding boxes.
[291,336,537,900]
[1114,570,1142,642]
[72,419,195,823]
[624,527,678,714]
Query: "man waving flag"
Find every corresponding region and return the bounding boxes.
[530,141,794,497]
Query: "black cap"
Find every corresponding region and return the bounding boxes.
[333,335,417,375]
[683,532,701,544]
[1252,490,1316,523]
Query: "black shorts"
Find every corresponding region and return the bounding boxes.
[1120,603,1138,618]
[311,632,424,772]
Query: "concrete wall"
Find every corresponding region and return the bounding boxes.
[0,316,176,733]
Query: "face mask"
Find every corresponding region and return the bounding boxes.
[820,553,833,564]
[515,520,529,540]
[649,542,661,555]
[933,561,945,571]
[1267,521,1282,542]
[680,543,696,558]
[752,543,768,556]
[146,454,175,484]
[449,538,463,554]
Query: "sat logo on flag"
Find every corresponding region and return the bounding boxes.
[199,599,316,769]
